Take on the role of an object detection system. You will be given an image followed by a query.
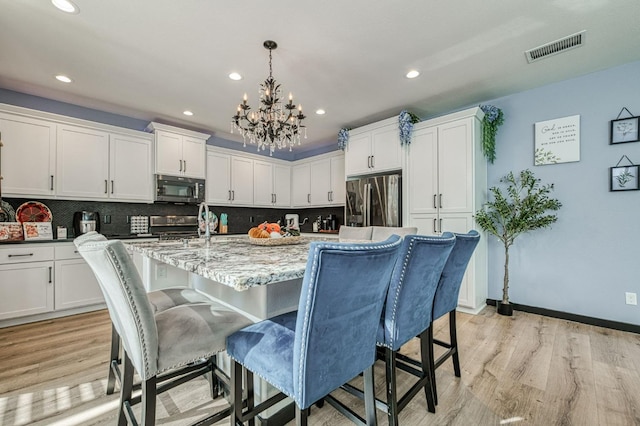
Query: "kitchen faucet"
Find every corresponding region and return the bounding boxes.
[197,202,211,244]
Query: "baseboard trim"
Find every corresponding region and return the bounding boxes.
[486,299,640,334]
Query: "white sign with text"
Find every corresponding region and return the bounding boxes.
[534,115,580,165]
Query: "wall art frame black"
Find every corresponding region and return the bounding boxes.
[610,116,639,144]
[610,165,639,191]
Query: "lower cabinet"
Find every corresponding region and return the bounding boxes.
[0,261,54,320]
[0,243,104,325]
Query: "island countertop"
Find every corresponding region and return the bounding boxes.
[126,236,332,291]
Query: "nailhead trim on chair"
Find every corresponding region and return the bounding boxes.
[106,245,153,379]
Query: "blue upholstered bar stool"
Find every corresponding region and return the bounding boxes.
[377,233,456,425]
[76,238,253,426]
[75,232,218,396]
[429,230,480,404]
[226,236,403,426]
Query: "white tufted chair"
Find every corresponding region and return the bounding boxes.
[75,237,253,426]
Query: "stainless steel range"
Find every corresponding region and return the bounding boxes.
[150,215,199,241]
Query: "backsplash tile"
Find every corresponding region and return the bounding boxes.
[4,198,343,237]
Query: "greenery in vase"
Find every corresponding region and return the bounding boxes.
[475,169,562,306]
[480,105,504,163]
[398,110,421,145]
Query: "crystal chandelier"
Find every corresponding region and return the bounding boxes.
[231,40,306,156]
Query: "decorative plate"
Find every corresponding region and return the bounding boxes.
[248,236,303,246]
[0,200,16,223]
[16,201,53,223]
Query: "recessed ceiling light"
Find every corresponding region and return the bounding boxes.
[51,0,79,14]
[183,110,194,116]
[406,70,420,79]
[229,72,242,81]
[315,109,326,115]
[55,75,72,83]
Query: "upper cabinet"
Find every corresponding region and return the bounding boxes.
[206,148,254,206]
[147,122,210,179]
[0,104,153,203]
[253,160,291,207]
[292,153,345,207]
[0,112,56,197]
[345,118,403,177]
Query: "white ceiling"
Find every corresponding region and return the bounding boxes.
[1,0,639,153]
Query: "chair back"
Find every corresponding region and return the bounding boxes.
[432,230,481,320]
[338,225,373,241]
[292,235,402,408]
[371,226,418,241]
[75,238,159,380]
[379,233,456,350]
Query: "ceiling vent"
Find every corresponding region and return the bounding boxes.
[525,30,586,63]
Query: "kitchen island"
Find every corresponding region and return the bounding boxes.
[126,235,335,321]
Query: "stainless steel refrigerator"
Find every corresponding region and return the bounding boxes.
[345,173,402,227]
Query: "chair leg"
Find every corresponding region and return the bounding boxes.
[118,354,134,426]
[449,311,461,377]
[208,356,220,399]
[246,369,255,426]
[385,348,399,426]
[427,326,438,406]
[230,360,243,426]
[363,365,378,426]
[295,405,308,426]
[141,376,157,426]
[419,330,436,413]
[107,323,120,395]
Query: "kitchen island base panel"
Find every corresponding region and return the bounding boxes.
[189,274,302,323]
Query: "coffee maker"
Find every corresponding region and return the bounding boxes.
[73,211,100,236]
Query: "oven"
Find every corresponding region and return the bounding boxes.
[155,175,205,204]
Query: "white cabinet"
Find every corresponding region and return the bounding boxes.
[406,107,487,312]
[345,118,403,177]
[56,125,153,202]
[148,122,209,179]
[54,244,103,311]
[206,149,253,206]
[254,160,291,207]
[291,153,345,207]
[0,245,55,320]
[0,112,56,197]
[56,125,111,199]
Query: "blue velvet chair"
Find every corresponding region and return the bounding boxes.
[429,230,480,404]
[226,236,403,426]
[75,237,253,426]
[341,233,456,425]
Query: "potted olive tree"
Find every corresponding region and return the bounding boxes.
[475,169,562,316]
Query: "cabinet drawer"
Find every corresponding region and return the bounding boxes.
[55,244,82,260]
[0,246,55,264]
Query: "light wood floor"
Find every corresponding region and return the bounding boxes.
[1,307,639,426]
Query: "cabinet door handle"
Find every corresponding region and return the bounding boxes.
[273,193,276,203]
[48,266,53,284]
[371,156,375,168]
[228,190,232,201]
[179,159,183,172]
[439,218,442,233]
[50,175,54,191]
[307,193,311,203]
[439,194,443,209]
[183,160,187,173]
[367,156,371,168]
[104,180,108,194]
[433,194,437,209]
[433,218,437,233]
[111,180,114,194]
[232,190,235,201]
[8,253,34,258]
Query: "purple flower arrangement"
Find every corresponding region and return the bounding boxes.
[337,128,349,151]
[398,110,421,145]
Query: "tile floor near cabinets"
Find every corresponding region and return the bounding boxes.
[0,308,639,425]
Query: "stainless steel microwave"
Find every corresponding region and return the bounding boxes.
[155,175,205,204]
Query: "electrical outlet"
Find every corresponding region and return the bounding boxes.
[249,216,255,223]
[625,292,637,305]
[103,214,111,224]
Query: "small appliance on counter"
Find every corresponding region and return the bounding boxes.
[73,211,100,236]
[285,214,299,230]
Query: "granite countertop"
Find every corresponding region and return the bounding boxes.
[126,236,334,291]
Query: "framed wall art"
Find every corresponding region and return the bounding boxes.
[609,155,639,191]
[610,116,639,144]
[534,115,580,165]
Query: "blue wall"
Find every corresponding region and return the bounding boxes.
[484,60,640,325]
